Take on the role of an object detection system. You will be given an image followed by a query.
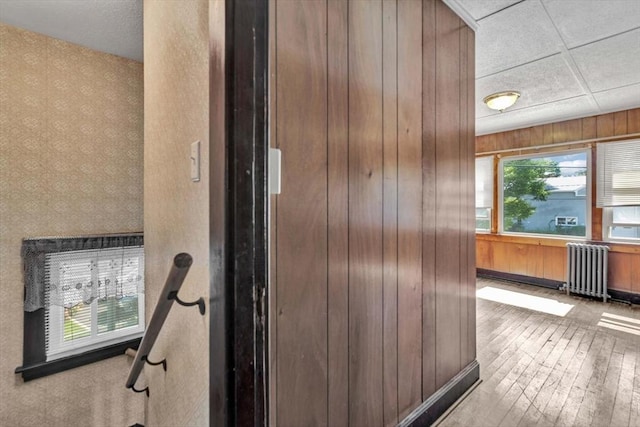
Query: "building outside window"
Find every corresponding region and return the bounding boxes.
[499,150,589,237]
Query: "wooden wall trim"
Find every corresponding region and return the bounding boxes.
[476,233,640,255]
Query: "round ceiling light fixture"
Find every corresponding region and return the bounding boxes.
[483,91,521,112]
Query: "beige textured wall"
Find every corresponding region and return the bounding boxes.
[0,24,144,426]
[143,0,210,425]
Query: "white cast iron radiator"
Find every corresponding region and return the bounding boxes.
[564,243,610,302]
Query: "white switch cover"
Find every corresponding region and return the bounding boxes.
[269,148,281,194]
[191,140,200,182]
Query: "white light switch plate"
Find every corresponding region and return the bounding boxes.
[191,141,200,182]
[269,148,281,194]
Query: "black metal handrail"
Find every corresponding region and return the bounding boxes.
[125,253,205,396]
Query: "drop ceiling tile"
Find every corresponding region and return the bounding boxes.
[476,0,562,77]
[593,83,640,112]
[455,0,522,20]
[570,29,640,93]
[543,0,640,48]
[476,53,585,118]
[476,96,598,135]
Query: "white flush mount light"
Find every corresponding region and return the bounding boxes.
[483,91,521,112]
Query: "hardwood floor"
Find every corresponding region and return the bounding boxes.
[438,277,640,427]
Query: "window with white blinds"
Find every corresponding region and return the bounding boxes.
[596,139,640,207]
[476,156,494,231]
[44,246,145,360]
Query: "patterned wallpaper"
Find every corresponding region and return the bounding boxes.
[144,0,210,425]
[0,23,144,426]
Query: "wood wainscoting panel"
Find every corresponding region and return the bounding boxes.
[397,0,424,419]
[348,1,384,425]
[381,0,399,425]
[608,252,633,292]
[272,1,477,424]
[327,0,350,425]
[628,107,640,133]
[422,0,438,401]
[465,26,477,369]
[434,0,462,390]
[275,2,329,425]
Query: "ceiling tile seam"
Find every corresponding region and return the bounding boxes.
[475,0,526,22]
[566,25,640,52]
[475,51,563,80]
[591,81,640,95]
[476,94,592,119]
[538,0,600,114]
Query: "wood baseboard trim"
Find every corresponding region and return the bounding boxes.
[477,269,563,290]
[399,360,480,427]
[477,269,640,305]
[609,289,640,305]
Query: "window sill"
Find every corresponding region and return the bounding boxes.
[15,337,141,382]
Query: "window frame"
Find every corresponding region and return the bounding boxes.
[602,206,640,243]
[45,247,145,361]
[475,155,494,233]
[498,149,592,239]
[16,234,143,381]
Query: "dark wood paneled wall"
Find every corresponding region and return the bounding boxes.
[271,1,476,425]
[476,108,640,296]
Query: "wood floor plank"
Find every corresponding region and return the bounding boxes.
[504,326,584,427]
[590,346,624,427]
[481,321,571,426]
[572,334,616,427]
[631,346,640,427]
[462,319,562,426]
[527,327,597,427]
[606,344,636,427]
[438,278,640,427]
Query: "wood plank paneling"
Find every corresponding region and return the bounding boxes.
[552,119,582,143]
[525,245,544,278]
[508,244,529,276]
[542,246,565,281]
[476,238,493,270]
[492,241,510,272]
[273,1,477,424]
[275,2,328,425]
[609,253,632,292]
[466,27,477,367]
[348,1,384,425]
[397,0,423,418]
[628,108,640,133]
[435,0,462,389]
[476,134,496,153]
[597,113,615,138]
[381,0,399,424]
[614,110,628,135]
[582,116,597,139]
[631,256,640,294]
[422,0,438,400]
[327,0,350,425]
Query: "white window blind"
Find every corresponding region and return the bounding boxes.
[476,156,494,208]
[597,139,640,207]
[44,246,145,360]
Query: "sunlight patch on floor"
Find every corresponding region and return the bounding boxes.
[598,312,640,336]
[476,286,574,317]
